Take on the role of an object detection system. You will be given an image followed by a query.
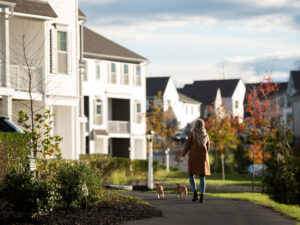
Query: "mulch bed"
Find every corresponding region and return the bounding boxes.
[0,200,162,225]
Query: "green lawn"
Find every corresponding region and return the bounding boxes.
[208,193,300,225]
[154,170,262,187]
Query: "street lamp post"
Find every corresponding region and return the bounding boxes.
[165,148,170,172]
[147,130,154,190]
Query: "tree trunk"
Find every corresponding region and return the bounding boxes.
[221,152,225,181]
[252,146,255,193]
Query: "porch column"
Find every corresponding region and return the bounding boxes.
[1,7,10,87]
[1,95,12,119]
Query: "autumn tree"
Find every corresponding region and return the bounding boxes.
[205,104,241,180]
[147,91,178,163]
[245,76,280,180]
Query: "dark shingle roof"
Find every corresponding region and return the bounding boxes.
[178,79,240,105]
[5,0,57,18]
[78,9,87,20]
[291,71,300,97]
[83,26,146,62]
[178,93,201,104]
[146,77,170,97]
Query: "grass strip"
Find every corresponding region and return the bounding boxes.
[208,193,300,225]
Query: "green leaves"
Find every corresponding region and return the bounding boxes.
[18,110,62,159]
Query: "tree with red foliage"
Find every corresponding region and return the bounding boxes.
[245,76,280,188]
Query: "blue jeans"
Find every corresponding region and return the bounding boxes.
[189,175,206,194]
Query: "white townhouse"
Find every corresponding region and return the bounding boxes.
[0,0,84,159]
[82,26,148,159]
[178,79,246,120]
[146,77,201,130]
[287,71,300,138]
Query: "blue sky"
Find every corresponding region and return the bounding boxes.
[79,0,300,86]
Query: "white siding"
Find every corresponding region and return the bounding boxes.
[83,58,147,159]
[47,0,78,97]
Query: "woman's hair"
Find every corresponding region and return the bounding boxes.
[192,119,208,146]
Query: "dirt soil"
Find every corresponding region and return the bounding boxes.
[0,200,162,225]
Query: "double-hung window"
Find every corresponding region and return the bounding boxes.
[57,31,68,74]
[95,99,102,125]
[123,64,129,85]
[110,63,117,84]
[96,64,101,80]
[235,100,239,109]
[135,65,141,86]
[136,102,142,123]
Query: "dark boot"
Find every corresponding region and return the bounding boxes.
[192,191,198,202]
[199,194,204,203]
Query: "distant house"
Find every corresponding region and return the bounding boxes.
[82,26,148,159]
[146,77,201,130]
[287,71,300,138]
[178,79,246,119]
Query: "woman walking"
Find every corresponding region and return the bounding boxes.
[182,119,210,203]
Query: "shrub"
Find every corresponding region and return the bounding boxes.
[54,162,101,207]
[234,144,251,174]
[0,169,51,219]
[265,127,300,205]
[0,132,30,185]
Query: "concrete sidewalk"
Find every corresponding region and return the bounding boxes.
[125,192,296,225]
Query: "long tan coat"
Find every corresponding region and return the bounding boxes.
[182,132,211,176]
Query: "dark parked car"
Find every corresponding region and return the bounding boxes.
[0,117,24,133]
[172,131,188,143]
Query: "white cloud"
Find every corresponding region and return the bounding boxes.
[226,0,300,8]
[230,14,296,32]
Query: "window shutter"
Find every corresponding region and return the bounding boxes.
[51,28,57,74]
[67,32,72,74]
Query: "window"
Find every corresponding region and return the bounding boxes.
[135,65,141,86]
[57,31,67,74]
[235,100,239,109]
[136,102,142,123]
[109,63,117,84]
[95,99,102,125]
[96,64,101,80]
[191,105,194,114]
[123,64,129,85]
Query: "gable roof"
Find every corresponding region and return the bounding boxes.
[83,26,147,63]
[5,0,57,18]
[78,9,87,20]
[178,93,201,104]
[178,79,240,105]
[146,77,170,97]
[291,71,300,97]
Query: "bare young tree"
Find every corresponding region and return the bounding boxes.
[1,19,62,158]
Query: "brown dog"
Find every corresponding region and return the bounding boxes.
[176,183,188,199]
[155,183,165,199]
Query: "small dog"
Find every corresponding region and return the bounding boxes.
[155,183,165,199]
[176,183,188,199]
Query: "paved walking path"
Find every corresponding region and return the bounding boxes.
[125,192,296,225]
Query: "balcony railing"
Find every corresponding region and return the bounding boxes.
[1,62,42,92]
[10,64,43,92]
[108,120,130,133]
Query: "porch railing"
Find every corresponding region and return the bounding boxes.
[108,120,130,133]
[10,64,43,92]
